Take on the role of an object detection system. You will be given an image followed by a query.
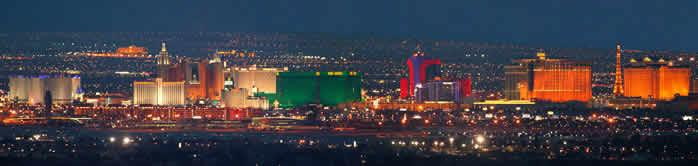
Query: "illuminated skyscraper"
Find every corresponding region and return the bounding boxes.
[156,41,171,79]
[399,78,410,98]
[9,75,81,105]
[181,58,225,101]
[624,58,690,100]
[613,43,625,96]
[504,51,592,102]
[276,71,362,107]
[207,60,225,100]
[156,41,170,65]
[231,65,287,95]
[133,78,185,105]
[504,64,531,100]
[401,46,441,99]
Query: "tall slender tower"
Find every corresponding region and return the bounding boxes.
[156,41,171,80]
[157,41,170,65]
[613,43,624,96]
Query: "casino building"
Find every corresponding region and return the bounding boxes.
[9,75,82,105]
[504,51,592,102]
[116,45,148,56]
[623,57,690,100]
[275,71,362,107]
[133,78,185,105]
[153,41,225,102]
[400,46,441,99]
[230,66,287,96]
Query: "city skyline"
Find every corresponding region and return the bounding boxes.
[2,1,698,165]
[2,34,698,165]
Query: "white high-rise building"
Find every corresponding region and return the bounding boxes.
[231,66,287,95]
[9,76,81,105]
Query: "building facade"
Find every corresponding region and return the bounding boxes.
[156,41,172,80]
[416,79,472,104]
[116,45,148,56]
[623,60,690,100]
[133,78,185,105]
[231,66,286,95]
[160,58,226,102]
[504,52,592,102]
[276,71,362,107]
[221,88,270,109]
[401,48,441,99]
[504,64,531,100]
[9,75,81,105]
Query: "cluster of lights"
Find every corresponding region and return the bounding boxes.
[108,136,133,145]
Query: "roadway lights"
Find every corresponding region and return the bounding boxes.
[122,137,132,145]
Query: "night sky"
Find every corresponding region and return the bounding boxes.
[2,0,697,51]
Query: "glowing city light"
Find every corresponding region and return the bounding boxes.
[123,137,132,145]
[475,135,486,144]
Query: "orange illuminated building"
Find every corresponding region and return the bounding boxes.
[623,58,690,100]
[116,45,148,55]
[504,51,592,102]
[154,41,225,102]
[185,84,203,99]
[80,45,148,58]
[176,58,225,101]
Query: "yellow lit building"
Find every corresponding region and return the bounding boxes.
[504,51,592,102]
[623,59,690,100]
[133,78,185,105]
[221,88,270,109]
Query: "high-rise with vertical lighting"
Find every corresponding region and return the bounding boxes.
[504,51,592,102]
[231,65,287,95]
[156,41,171,80]
[133,78,185,105]
[400,46,441,99]
[9,75,82,105]
[623,58,690,100]
[182,58,225,101]
[613,43,625,96]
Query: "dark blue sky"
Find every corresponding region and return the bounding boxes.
[2,0,697,51]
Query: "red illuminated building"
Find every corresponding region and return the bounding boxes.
[401,46,441,99]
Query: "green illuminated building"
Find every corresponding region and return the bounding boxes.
[275,71,362,107]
